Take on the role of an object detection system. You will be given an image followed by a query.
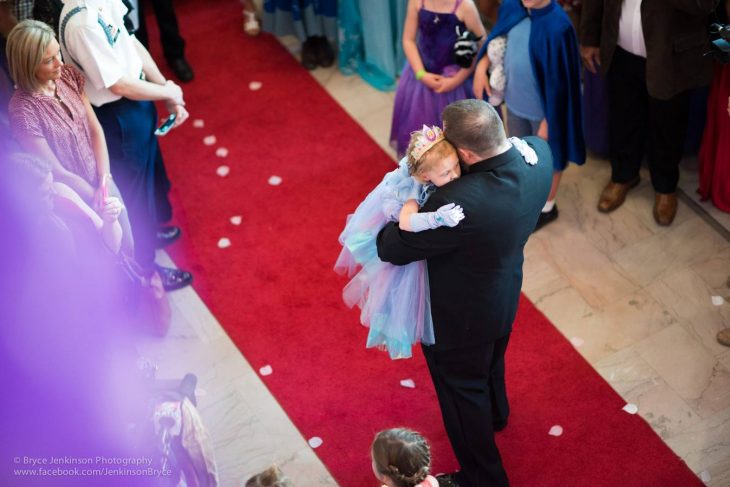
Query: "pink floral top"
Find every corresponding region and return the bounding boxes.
[9,65,98,185]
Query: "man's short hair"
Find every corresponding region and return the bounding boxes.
[442,99,506,158]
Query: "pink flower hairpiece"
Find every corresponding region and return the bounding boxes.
[410,124,444,162]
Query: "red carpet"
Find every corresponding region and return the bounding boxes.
[150,2,702,485]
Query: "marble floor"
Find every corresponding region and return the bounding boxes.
[140,38,730,486]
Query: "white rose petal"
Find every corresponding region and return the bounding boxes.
[548,425,563,437]
[216,165,230,177]
[215,147,229,158]
[230,215,242,225]
[268,175,282,186]
[699,470,711,483]
[193,119,205,128]
[259,365,273,376]
[711,296,725,306]
[400,379,416,389]
[308,437,323,448]
[622,403,639,415]
[249,81,263,91]
[570,337,584,348]
[217,238,231,249]
[203,135,217,146]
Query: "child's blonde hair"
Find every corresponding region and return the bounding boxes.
[244,465,293,487]
[371,428,431,487]
[406,131,457,177]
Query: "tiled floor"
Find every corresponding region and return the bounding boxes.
[141,38,730,486]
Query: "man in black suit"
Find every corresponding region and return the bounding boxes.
[377,99,552,487]
[580,0,717,225]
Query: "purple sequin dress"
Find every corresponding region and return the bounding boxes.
[390,0,473,157]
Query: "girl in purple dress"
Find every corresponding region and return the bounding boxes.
[390,0,485,157]
[335,126,464,359]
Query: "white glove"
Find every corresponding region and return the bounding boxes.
[409,203,465,232]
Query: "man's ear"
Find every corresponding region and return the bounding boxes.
[457,147,474,163]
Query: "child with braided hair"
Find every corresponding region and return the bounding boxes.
[371,428,443,487]
[335,126,465,360]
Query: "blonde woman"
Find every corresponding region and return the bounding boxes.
[6,19,133,255]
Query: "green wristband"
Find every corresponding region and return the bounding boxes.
[415,69,426,80]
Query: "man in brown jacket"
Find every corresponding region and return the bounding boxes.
[579,0,718,225]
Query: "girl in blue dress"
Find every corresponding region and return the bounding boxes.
[335,126,464,359]
[390,0,486,157]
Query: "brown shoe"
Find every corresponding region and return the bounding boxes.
[718,328,730,347]
[597,177,640,213]
[653,192,678,226]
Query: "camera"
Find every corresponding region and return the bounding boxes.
[706,23,730,63]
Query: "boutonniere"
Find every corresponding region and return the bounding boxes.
[509,137,538,165]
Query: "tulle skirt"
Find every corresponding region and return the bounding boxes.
[335,186,434,359]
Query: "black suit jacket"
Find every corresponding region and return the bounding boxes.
[580,0,718,100]
[376,137,553,351]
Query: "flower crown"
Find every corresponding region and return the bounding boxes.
[410,125,445,162]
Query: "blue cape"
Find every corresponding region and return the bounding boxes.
[478,0,585,168]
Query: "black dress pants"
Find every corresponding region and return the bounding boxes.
[607,47,690,194]
[94,99,172,270]
[135,0,186,60]
[423,335,511,487]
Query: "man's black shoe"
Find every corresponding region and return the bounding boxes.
[156,225,181,248]
[314,36,334,67]
[435,472,461,487]
[156,265,193,292]
[492,419,507,433]
[493,418,508,432]
[534,205,558,232]
[167,57,194,82]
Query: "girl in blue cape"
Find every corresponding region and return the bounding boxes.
[473,0,585,230]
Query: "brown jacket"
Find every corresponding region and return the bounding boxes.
[580,0,718,99]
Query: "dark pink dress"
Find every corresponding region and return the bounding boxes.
[9,65,98,185]
[698,63,730,213]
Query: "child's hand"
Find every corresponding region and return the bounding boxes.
[472,57,491,100]
[434,203,465,227]
[435,76,463,94]
[407,203,465,232]
[420,72,443,91]
[99,197,125,223]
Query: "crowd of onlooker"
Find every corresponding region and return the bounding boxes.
[0,2,202,485]
[257,0,730,228]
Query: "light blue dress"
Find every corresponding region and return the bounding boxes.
[337,0,407,92]
[334,158,435,359]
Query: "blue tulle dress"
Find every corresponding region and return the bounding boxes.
[337,0,407,92]
[334,158,435,360]
[390,0,473,157]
